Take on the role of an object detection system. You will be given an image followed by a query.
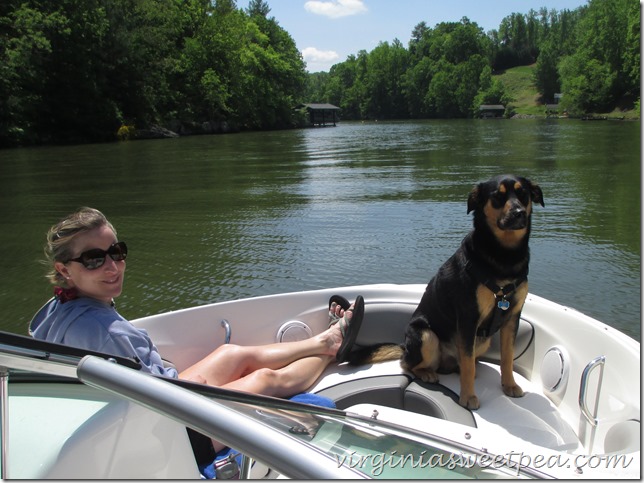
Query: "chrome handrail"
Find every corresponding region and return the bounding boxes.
[77,356,364,480]
[221,319,231,344]
[578,355,605,427]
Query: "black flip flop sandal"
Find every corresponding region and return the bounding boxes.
[335,295,364,363]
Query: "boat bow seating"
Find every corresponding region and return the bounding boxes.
[307,301,534,429]
[316,374,477,427]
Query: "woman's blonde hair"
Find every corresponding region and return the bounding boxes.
[44,207,117,286]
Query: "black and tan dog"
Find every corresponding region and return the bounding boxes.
[350,174,544,409]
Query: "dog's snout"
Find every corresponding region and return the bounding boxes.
[500,203,527,230]
[510,206,526,219]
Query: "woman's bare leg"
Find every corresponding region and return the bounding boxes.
[209,355,333,452]
[179,303,351,386]
[221,354,333,397]
[184,301,355,454]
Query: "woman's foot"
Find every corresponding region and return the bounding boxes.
[323,296,365,362]
[335,296,364,362]
[328,295,351,325]
[323,307,352,356]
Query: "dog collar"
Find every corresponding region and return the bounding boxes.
[475,277,527,338]
[482,277,526,311]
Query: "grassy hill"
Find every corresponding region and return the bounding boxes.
[495,65,544,116]
[495,64,639,119]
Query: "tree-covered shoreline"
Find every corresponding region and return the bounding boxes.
[307,0,639,121]
[1,0,639,148]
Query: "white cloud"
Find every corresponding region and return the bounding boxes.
[302,47,340,63]
[301,47,341,72]
[304,0,368,19]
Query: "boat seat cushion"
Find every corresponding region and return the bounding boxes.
[404,380,475,427]
[350,303,534,363]
[352,303,414,347]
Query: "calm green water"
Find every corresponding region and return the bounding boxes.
[1,120,640,340]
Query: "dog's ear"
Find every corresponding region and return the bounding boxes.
[529,181,545,207]
[467,184,481,214]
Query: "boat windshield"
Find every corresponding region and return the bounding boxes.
[202,394,546,479]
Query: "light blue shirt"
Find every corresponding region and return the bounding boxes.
[29,296,178,378]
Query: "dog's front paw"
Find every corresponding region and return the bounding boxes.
[502,383,524,398]
[414,368,439,384]
[459,393,480,410]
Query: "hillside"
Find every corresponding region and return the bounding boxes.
[495,65,542,116]
[495,65,639,119]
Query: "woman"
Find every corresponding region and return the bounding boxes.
[30,207,364,399]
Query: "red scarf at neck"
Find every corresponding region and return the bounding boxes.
[54,286,78,304]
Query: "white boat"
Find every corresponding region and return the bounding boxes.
[1,284,639,479]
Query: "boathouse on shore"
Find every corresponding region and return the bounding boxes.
[295,103,341,126]
[545,93,564,117]
[545,104,560,117]
[479,104,505,118]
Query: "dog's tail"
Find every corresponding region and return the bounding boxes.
[346,343,403,365]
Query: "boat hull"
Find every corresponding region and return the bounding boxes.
[132,283,640,478]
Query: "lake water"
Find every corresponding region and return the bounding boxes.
[0,119,640,340]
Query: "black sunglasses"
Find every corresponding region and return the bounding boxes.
[68,241,128,270]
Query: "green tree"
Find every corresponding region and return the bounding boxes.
[422,19,492,117]
[246,0,271,17]
[361,40,409,119]
[559,55,617,114]
[493,13,529,69]
[426,62,458,117]
[234,8,307,128]
[473,65,513,116]
[33,0,119,143]
[0,0,122,144]
[102,0,187,127]
[403,56,433,118]
[532,8,582,103]
[346,51,370,119]
[176,1,243,126]
[408,21,431,61]
[304,71,329,103]
[404,22,434,118]
[324,55,362,118]
[622,0,640,97]
[534,37,561,102]
[0,2,67,145]
[558,0,637,114]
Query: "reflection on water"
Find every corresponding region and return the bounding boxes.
[0,120,640,340]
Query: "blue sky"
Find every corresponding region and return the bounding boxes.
[238,0,590,72]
